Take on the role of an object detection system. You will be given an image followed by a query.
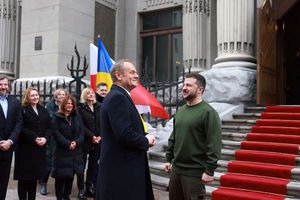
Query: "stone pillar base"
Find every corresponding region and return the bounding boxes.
[212,61,256,69]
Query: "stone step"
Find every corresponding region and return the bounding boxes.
[222,119,257,126]
[222,131,247,142]
[221,148,300,166]
[148,150,166,163]
[222,125,252,133]
[222,140,241,150]
[232,112,262,120]
[149,160,170,178]
[216,160,300,181]
[207,171,300,198]
[151,173,169,191]
[244,106,266,113]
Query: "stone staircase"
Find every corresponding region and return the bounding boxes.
[148,106,300,199]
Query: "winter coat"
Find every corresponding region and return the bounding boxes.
[14,105,51,180]
[77,102,101,150]
[95,84,154,200]
[45,97,59,170]
[51,111,85,179]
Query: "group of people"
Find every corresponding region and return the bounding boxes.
[0,58,221,200]
[0,75,108,200]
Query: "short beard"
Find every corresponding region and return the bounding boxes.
[183,91,198,101]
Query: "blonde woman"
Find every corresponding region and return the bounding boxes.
[77,88,101,198]
[40,88,67,195]
[14,87,51,200]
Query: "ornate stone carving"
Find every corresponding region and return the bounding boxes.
[139,0,183,11]
[96,0,117,10]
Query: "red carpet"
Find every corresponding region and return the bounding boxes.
[266,105,300,113]
[228,161,293,179]
[220,173,289,194]
[235,150,297,165]
[252,126,300,135]
[212,187,285,200]
[256,119,300,127]
[241,141,299,154]
[261,112,300,120]
[212,105,300,200]
[247,133,300,144]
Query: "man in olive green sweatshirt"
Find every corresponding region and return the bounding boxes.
[164,73,222,200]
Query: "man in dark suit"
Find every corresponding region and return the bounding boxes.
[95,59,156,200]
[0,76,22,199]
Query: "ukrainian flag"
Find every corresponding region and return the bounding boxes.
[97,37,113,91]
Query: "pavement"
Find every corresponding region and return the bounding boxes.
[6,167,169,200]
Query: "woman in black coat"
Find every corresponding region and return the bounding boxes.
[14,87,51,200]
[51,95,85,200]
[77,88,101,198]
[39,88,67,195]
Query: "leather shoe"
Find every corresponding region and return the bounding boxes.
[40,183,47,195]
[78,190,87,200]
[85,184,95,197]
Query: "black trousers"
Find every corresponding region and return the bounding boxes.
[18,180,37,200]
[55,177,74,200]
[78,145,100,188]
[169,171,206,200]
[40,168,51,184]
[0,151,13,200]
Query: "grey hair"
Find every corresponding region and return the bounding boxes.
[110,58,133,83]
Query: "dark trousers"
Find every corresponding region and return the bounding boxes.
[78,146,100,188]
[40,168,51,184]
[0,151,13,200]
[18,180,37,200]
[55,177,74,200]
[169,171,206,200]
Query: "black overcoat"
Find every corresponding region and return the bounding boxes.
[77,102,101,149]
[14,105,51,180]
[51,111,85,179]
[95,84,154,200]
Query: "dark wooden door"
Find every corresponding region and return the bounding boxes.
[256,0,277,105]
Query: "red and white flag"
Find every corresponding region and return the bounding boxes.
[131,83,170,119]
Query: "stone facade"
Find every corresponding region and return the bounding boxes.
[19,0,95,78]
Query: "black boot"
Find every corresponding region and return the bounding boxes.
[78,190,87,200]
[40,183,47,195]
[85,184,95,197]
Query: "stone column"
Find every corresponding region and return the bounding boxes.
[0,0,19,77]
[183,0,210,71]
[213,0,256,68]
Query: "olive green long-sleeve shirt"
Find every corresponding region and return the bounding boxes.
[166,101,222,177]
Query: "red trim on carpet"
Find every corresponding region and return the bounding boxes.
[212,187,285,200]
[266,106,300,113]
[220,173,289,195]
[247,133,300,144]
[252,126,300,135]
[256,119,300,127]
[241,141,300,154]
[228,161,293,179]
[235,150,297,165]
[261,112,300,120]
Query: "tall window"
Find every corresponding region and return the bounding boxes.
[140,7,183,82]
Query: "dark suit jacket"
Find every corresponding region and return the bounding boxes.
[95,84,154,200]
[0,96,23,155]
